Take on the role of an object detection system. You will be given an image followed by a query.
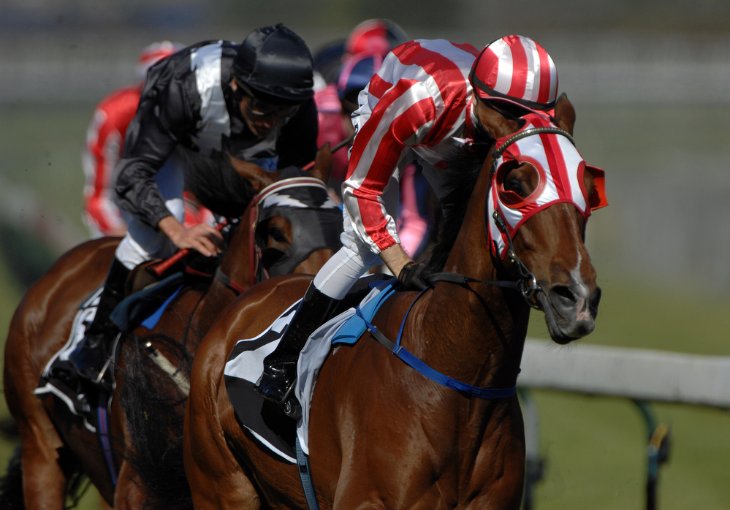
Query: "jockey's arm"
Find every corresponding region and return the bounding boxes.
[380,244,412,278]
[114,79,190,230]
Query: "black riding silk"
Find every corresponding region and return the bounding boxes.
[114,40,318,227]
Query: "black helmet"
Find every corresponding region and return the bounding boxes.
[233,24,314,104]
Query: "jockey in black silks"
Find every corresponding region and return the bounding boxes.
[52,24,320,388]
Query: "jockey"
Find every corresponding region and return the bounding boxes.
[314,19,408,195]
[257,34,560,405]
[56,24,319,386]
[82,41,181,237]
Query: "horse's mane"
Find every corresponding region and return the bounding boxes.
[419,141,490,271]
[120,332,194,510]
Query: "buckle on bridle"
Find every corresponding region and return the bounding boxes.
[507,249,540,301]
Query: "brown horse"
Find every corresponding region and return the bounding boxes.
[183,95,607,509]
[2,164,341,508]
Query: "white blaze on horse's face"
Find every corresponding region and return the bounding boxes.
[487,114,607,259]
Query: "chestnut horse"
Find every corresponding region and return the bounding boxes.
[183,95,607,509]
[2,168,341,509]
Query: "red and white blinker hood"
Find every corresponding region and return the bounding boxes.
[486,114,607,259]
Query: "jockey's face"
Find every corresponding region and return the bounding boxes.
[232,80,300,137]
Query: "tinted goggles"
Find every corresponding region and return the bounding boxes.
[234,81,300,119]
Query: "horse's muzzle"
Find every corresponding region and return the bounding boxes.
[539,283,601,344]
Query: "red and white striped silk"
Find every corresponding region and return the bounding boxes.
[342,39,480,254]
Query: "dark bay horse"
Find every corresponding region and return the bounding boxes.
[2,165,341,508]
[183,95,607,509]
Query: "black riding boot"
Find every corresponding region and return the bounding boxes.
[66,258,130,384]
[257,284,339,405]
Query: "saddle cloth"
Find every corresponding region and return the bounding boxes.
[34,286,104,431]
[34,272,185,431]
[223,278,395,462]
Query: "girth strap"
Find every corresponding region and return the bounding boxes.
[296,436,320,510]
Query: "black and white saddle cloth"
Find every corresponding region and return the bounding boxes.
[34,287,104,432]
[34,272,185,432]
[223,277,396,463]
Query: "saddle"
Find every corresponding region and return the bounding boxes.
[223,274,394,462]
[35,255,214,432]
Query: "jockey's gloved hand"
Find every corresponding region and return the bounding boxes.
[398,261,433,291]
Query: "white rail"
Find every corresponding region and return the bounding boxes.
[519,339,730,409]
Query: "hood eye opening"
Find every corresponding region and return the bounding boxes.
[496,161,540,208]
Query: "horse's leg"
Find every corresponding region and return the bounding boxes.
[17,427,66,509]
[113,461,147,509]
[6,348,67,508]
[184,371,260,509]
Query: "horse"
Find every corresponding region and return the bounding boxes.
[1,156,342,509]
[182,94,607,509]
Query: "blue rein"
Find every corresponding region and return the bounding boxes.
[357,281,517,399]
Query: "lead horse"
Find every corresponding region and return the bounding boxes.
[183,95,607,509]
[2,158,341,508]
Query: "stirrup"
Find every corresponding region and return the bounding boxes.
[261,378,301,419]
[282,393,301,420]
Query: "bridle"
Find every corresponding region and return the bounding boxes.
[420,125,578,307]
[486,125,577,306]
[215,177,341,293]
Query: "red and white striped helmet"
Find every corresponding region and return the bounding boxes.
[137,40,183,80]
[345,18,409,57]
[470,35,558,112]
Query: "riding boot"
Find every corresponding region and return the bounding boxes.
[66,258,130,384]
[256,284,339,405]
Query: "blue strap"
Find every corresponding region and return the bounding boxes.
[392,347,516,398]
[295,436,320,510]
[96,404,118,486]
[140,286,182,329]
[365,285,517,399]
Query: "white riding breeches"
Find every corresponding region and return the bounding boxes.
[313,177,399,300]
[115,160,185,270]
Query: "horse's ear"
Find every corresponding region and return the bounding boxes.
[475,99,522,140]
[553,93,576,135]
[308,143,333,183]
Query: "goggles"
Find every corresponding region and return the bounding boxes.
[234,81,300,119]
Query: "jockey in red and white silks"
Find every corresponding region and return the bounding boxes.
[257,34,562,406]
[312,35,558,299]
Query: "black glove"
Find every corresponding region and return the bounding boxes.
[397,261,433,291]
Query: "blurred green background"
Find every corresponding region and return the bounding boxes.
[2,1,730,509]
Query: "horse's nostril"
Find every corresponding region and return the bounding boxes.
[589,287,602,315]
[551,285,577,306]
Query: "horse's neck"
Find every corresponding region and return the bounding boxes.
[197,220,253,333]
[421,163,528,388]
[219,217,254,293]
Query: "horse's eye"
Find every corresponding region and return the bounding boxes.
[497,162,539,205]
[505,176,524,195]
[268,227,288,243]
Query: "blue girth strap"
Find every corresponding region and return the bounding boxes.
[296,436,320,510]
